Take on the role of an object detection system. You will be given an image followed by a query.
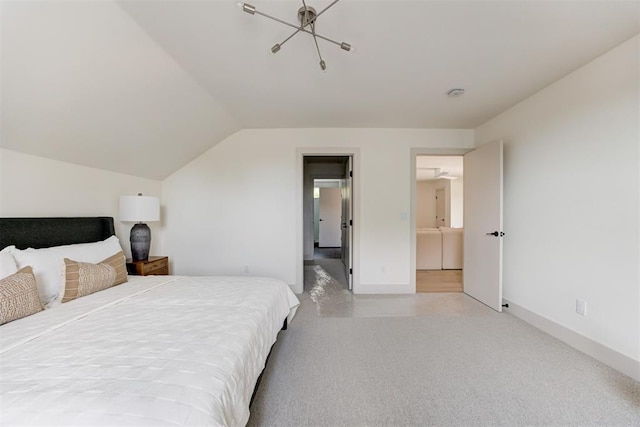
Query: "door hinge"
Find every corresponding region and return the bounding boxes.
[349,170,353,178]
[349,219,353,226]
[349,268,353,275]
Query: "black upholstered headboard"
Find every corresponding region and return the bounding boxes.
[0,217,116,250]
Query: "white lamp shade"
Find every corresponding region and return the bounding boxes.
[119,195,160,222]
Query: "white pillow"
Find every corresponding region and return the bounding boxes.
[11,236,123,308]
[0,246,18,280]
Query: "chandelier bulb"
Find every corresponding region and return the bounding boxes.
[271,44,281,54]
[320,60,326,71]
[340,42,352,52]
[239,3,256,14]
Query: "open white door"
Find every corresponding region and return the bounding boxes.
[340,157,353,290]
[463,140,504,312]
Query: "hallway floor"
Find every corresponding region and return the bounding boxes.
[313,246,341,259]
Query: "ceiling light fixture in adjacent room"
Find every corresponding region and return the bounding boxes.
[417,167,459,180]
[447,88,465,97]
[238,1,352,71]
[434,168,458,180]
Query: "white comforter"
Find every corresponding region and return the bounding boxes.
[0,275,299,426]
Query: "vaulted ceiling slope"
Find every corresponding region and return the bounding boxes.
[1,1,638,180]
[1,0,240,180]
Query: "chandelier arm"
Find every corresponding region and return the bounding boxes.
[276,29,301,50]
[302,30,343,48]
[309,21,326,69]
[253,9,303,32]
[249,4,350,51]
[313,0,341,22]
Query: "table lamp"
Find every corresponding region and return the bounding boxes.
[119,193,160,261]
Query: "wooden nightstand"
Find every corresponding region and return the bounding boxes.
[126,256,169,276]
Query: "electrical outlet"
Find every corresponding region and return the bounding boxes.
[576,299,587,316]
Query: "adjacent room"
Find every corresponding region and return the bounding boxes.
[1,0,638,425]
[415,155,464,293]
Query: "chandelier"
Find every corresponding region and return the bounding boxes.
[238,0,352,70]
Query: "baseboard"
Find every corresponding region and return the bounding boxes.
[505,300,640,382]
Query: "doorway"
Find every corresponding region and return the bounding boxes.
[415,155,464,293]
[411,143,504,311]
[303,156,353,293]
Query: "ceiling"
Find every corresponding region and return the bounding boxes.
[119,0,639,129]
[417,156,463,181]
[1,1,638,179]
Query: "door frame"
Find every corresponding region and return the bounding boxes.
[435,187,446,227]
[410,148,471,293]
[296,148,360,293]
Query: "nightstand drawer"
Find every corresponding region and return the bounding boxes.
[127,256,169,276]
[142,257,168,274]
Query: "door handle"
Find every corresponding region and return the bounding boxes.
[341,223,347,229]
[319,219,323,221]
[486,231,505,237]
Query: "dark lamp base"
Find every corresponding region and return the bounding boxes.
[130,223,151,261]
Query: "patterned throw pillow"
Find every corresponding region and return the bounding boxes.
[0,266,44,325]
[101,251,128,287]
[62,251,128,303]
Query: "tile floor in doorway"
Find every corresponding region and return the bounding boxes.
[303,257,488,319]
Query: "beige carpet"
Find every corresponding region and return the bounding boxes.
[248,268,639,426]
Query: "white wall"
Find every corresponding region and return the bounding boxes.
[416,181,436,228]
[449,178,463,228]
[417,179,464,229]
[416,180,449,228]
[162,128,474,293]
[475,36,639,373]
[0,148,163,259]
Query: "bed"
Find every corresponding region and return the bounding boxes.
[0,217,299,426]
